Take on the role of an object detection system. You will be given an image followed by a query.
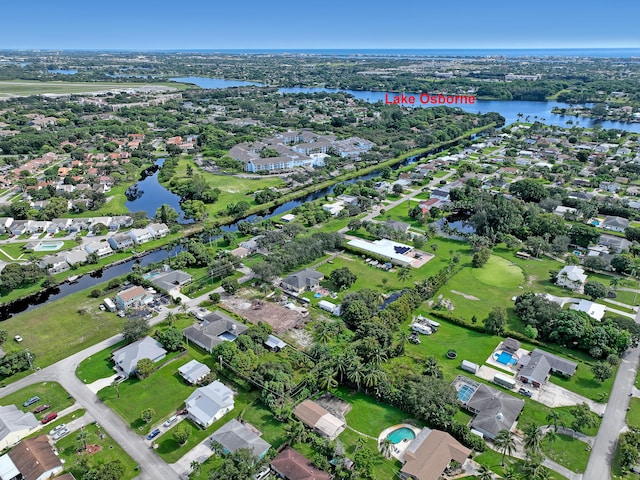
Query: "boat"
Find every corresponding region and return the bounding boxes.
[67,275,80,284]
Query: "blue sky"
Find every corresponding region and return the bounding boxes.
[1,0,638,50]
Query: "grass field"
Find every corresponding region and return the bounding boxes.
[56,422,138,480]
[471,255,524,288]
[627,398,640,429]
[541,434,591,473]
[519,403,600,437]
[0,382,75,421]
[76,340,127,383]
[0,282,126,377]
[0,80,185,98]
[375,198,425,229]
[474,449,566,480]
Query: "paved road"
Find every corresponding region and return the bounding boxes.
[0,309,182,480]
[584,345,640,480]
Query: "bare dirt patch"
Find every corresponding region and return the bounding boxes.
[222,296,303,334]
[83,444,103,455]
[450,290,480,301]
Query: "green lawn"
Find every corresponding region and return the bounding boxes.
[155,387,258,463]
[0,382,75,422]
[474,449,566,480]
[518,403,600,437]
[0,283,127,378]
[627,398,640,429]
[375,199,425,229]
[76,340,127,384]
[471,255,524,288]
[541,434,591,473]
[56,422,138,480]
[98,349,214,434]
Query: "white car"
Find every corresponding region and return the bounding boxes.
[14,335,23,343]
[164,415,177,427]
[52,428,70,440]
[49,423,66,435]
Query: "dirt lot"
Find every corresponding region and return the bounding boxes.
[222,296,303,334]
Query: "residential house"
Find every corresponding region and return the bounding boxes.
[111,336,167,377]
[37,254,69,274]
[322,201,345,216]
[599,181,621,193]
[64,249,88,266]
[239,235,264,253]
[265,335,287,352]
[462,382,524,440]
[84,241,113,257]
[517,349,578,388]
[430,189,450,202]
[570,299,606,321]
[2,435,63,480]
[147,269,192,293]
[556,265,587,293]
[385,220,410,233]
[146,223,170,238]
[178,359,211,385]
[108,233,134,251]
[185,381,235,428]
[115,285,153,310]
[209,419,271,458]
[336,194,359,205]
[598,234,631,253]
[400,428,471,480]
[601,215,630,233]
[281,269,324,294]
[0,217,14,232]
[0,405,38,450]
[293,399,346,440]
[183,310,247,353]
[270,447,331,480]
[127,228,153,244]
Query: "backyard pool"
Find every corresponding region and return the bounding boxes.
[495,351,518,366]
[33,240,64,252]
[457,384,476,403]
[387,427,416,444]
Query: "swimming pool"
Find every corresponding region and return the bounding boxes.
[387,427,416,444]
[33,241,64,252]
[496,351,518,366]
[457,384,476,402]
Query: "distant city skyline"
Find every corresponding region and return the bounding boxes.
[1,0,638,50]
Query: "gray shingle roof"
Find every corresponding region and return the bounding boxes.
[0,405,38,443]
[112,336,167,376]
[183,311,247,353]
[466,384,524,440]
[282,269,324,290]
[519,349,578,383]
[210,419,271,457]
[149,270,192,292]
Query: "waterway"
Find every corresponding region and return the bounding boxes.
[170,76,640,133]
[125,158,191,224]
[0,249,169,319]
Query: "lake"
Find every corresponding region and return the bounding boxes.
[170,76,640,133]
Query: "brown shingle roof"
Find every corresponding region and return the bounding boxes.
[401,429,471,480]
[270,447,330,480]
[8,435,62,480]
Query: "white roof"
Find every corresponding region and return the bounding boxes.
[185,381,234,425]
[347,238,414,265]
[570,299,606,321]
[0,454,19,480]
[178,359,211,383]
[559,265,587,283]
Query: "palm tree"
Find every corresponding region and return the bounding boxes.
[397,266,413,284]
[545,429,558,447]
[545,410,563,432]
[190,460,201,476]
[379,438,393,459]
[76,430,89,451]
[502,465,520,480]
[477,464,494,480]
[209,439,225,457]
[493,429,515,466]
[111,378,120,399]
[165,312,176,327]
[523,424,543,456]
[318,367,338,392]
[362,364,385,392]
[286,420,307,445]
[423,356,442,378]
[346,358,364,389]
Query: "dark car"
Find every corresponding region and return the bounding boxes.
[33,404,50,414]
[41,412,57,424]
[518,388,533,397]
[147,428,161,440]
[23,396,40,407]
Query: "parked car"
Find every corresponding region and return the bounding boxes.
[147,428,161,440]
[255,467,271,480]
[518,388,533,397]
[163,415,177,427]
[52,428,70,440]
[33,404,50,414]
[23,396,40,407]
[14,335,23,343]
[41,412,57,424]
[49,423,66,435]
